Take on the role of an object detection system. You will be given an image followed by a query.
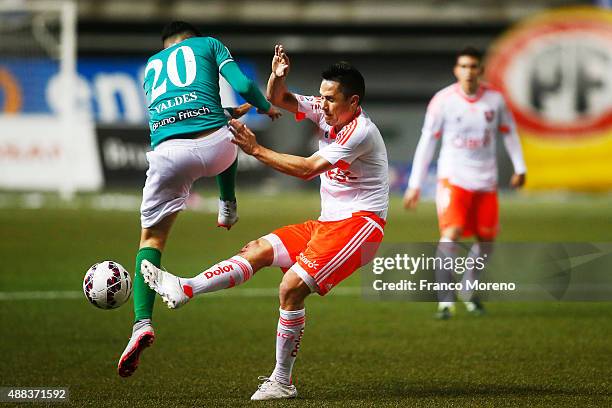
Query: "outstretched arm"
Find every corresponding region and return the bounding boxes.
[220,61,281,120]
[229,119,333,180]
[266,44,298,114]
[224,103,252,119]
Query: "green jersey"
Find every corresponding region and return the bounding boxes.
[143,37,235,148]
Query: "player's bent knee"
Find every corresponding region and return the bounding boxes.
[279,272,311,309]
[239,238,271,257]
[238,238,274,269]
[239,240,255,254]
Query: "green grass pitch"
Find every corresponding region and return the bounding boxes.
[0,192,611,407]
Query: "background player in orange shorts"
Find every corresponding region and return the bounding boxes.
[403,47,526,319]
[140,44,389,400]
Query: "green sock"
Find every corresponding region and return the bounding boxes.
[216,158,238,202]
[133,247,161,322]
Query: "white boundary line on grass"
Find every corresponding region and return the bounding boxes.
[0,287,361,301]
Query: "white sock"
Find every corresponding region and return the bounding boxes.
[270,308,305,385]
[435,237,460,304]
[133,318,151,332]
[181,256,253,296]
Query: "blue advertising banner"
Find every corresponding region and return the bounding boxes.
[0,58,58,114]
[0,57,260,124]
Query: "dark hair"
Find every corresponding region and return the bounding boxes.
[321,62,365,104]
[161,21,201,43]
[456,46,483,63]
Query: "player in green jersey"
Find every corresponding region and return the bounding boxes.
[117,21,280,378]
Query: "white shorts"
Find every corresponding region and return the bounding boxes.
[140,126,237,228]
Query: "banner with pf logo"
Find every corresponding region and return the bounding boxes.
[486,7,612,191]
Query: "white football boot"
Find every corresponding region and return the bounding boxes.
[250,377,297,401]
[141,260,191,309]
[217,199,238,230]
[117,322,155,377]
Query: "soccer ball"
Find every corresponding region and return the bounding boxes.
[83,261,132,309]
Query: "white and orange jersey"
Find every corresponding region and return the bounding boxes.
[408,83,526,192]
[294,94,389,222]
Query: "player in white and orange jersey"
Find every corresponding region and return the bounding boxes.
[140,45,389,400]
[403,46,526,319]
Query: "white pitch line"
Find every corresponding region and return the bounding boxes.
[0,291,83,300]
[0,286,361,301]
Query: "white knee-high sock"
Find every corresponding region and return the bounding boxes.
[180,256,253,296]
[436,237,460,305]
[270,308,305,385]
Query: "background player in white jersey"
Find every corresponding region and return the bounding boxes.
[117,21,281,378]
[403,46,526,319]
[139,45,389,400]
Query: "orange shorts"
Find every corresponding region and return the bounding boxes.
[265,211,385,295]
[436,179,498,240]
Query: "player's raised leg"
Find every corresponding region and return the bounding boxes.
[118,212,177,377]
[142,238,275,308]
